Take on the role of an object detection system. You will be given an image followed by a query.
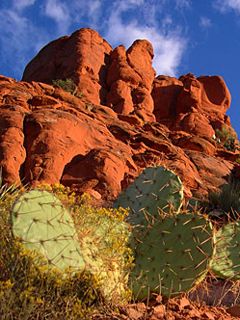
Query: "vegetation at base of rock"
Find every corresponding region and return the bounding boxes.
[34,183,132,303]
[207,176,240,216]
[0,182,132,318]
[0,241,103,320]
[52,78,83,97]
[215,126,237,151]
[3,164,240,317]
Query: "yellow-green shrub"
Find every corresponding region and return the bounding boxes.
[0,182,133,319]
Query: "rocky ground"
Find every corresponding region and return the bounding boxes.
[93,278,240,319]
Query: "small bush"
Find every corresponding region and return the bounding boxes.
[0,182,133,318]
[215,126,236,152]
[208,176,240,217]
[0,241,103,320]
[52,78,83,97]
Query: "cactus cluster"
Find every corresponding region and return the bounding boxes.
[8,188,131,306]
[3,163,240,317]
[114,165,240,299]
[114,166,214,299]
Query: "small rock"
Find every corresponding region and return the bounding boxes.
[125,303,147,320]
[227,305,240,317]
[151,305,166,319]
[202,311,215,319]
[179,297,191,310]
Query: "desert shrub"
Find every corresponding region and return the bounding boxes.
[0,241,103,320]
[215,126,236,151]
[36,183,133,302]
[235,156,240,165]
[208,176,240,217]
[34,182,78,208]
[0,182,132,318]
[52,78,83,97]
[72,202,133,303]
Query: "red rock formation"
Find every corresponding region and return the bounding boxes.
[106,40,155,121]
[22,28,112,105]
[0,28,237,203]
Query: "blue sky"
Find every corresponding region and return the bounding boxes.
[0,0,240,136]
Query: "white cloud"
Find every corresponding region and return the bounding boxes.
[0,0,187,79]
[87,0,101,16]
[0,8,49,79]
[43,0,71,33]
[175,0,191,9]
[42,0,103,32]
[70,0,102,26]
[105,1,186,76]
[199,16,212,28]
[12,0,36,11]
[214,0,240,14]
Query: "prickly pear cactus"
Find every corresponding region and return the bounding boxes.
[11,189,85,272]
[130,212,214,299]
[210,221,240,279]
[114,166,184,226]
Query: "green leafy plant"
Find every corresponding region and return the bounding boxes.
[215,126,236,151]
[52,78,83,98]
[208,176,240,216]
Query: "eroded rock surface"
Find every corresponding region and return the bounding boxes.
[0,28,238,202]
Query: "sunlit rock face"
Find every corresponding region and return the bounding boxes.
[0,28,237,202]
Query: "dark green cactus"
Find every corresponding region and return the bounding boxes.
[11,189,85,272]
[210,221,240,279]
[129,212,214,299]
[114,166,184,226]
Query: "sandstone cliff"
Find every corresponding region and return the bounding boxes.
[0,28,239,202]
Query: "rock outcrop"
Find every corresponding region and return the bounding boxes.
[0,28,238,203]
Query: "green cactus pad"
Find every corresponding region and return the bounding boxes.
[130,213,213,299]
[11,189,85,272]
[210,222,240,279]
[114,166,184,225]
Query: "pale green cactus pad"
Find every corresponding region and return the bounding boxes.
[130,213,214,299]
[210,221,240,279]
[114,166,184,226]
[11,189,85,272]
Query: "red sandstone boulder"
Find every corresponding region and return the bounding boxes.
[106,40,156,121]
[22,28,112,105]
[0,28,237,202]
